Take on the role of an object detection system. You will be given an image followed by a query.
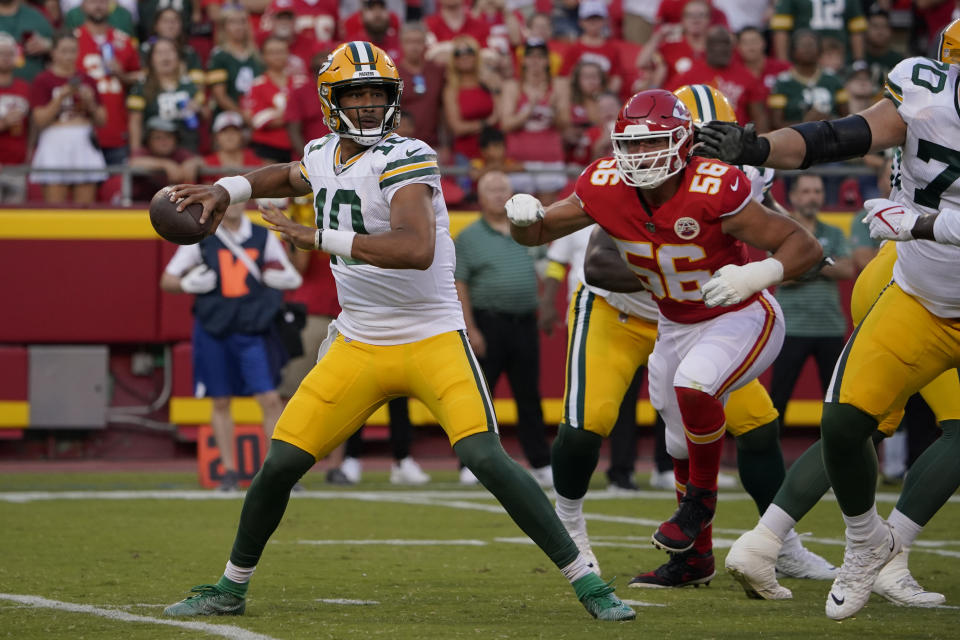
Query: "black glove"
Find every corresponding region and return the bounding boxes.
[695,121,771,166]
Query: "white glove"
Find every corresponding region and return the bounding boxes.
[863,198,919,241]
[263,265,303,290]
[700,258,784,308]
[180,265,218,294]
[505,193,544,227]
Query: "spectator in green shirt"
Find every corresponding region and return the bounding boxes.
[454,170,553,488]
[206,4,263,118]
[0,0,54,81]
[771,0,866,62]
[64,2,135,36]
[770,174,856,424]
[768,29,849,130]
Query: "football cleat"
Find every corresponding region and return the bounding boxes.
[531,465,554,489]
[652,484,716,552]
[218,470,240,492]
[628,549,715,588]
[557,509,601,576]
[648,469,676,491]
[163,584,245,617]
[872,548,946,607]
[574,575,636,621]
[725,523,793,600]
[459,466,479,486]
[776,530,837,580]
[826,521,901,620]
[390,456,430,485]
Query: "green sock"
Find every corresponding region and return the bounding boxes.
[896,420,960,526]
[455,432,579,568]
[551,424,602,500]
[229,440,316,568]
[821,402,881,516]
[735,420,785,514]
[572,573,607,599]
[770,439,832,521]
[216,575,248,598]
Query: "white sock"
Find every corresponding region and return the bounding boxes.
[842,505,883,544]
[887,508,923,548]
[224,560,256,584]
[560,553,594,583]
[555,495,584,522]
[759,504,796,541]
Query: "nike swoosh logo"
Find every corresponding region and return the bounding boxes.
[405,148,419,157]
[731,177,740,191]
[890,536,896,552]
[830,593,844,606]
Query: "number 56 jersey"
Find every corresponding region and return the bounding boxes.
[299,133,465,344]
[574,155,755,324]
[885,57,960,317]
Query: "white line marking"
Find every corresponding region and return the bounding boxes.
[619,599,667,608]
[299,539,487,546]
[0,594,280,640]
[316,598,380,605]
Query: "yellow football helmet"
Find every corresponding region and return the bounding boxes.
[938,18,960,65]
[317,41,403,145]
[673,84,737,125]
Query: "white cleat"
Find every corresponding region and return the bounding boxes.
[531,465,554,489]
[716,472,738,489]
[826,521,901,620]
[557,511,601,576]
[390,456,430,485]
[725,523,793,600]
[776,530,837,580]
[649,469,676,491]
[872,548,945,607]
[340,456,362,484]
[459,466,479,486]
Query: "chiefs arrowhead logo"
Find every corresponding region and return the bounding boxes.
[674,217,700,240]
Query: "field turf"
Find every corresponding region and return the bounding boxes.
[1,470,957,639]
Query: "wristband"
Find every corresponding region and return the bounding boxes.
[320,229,356,258]
[933,208,960,245]
[214,176,252,205]
[741,257,784,292]
[315,228,322,250]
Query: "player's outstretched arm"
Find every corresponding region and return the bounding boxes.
[697,99,907,169]
[583,226,645,293]
[168,162,313,230]
[264,182,437,269]
[507,193,593,246]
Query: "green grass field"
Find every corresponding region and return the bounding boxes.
[1,470,957,639]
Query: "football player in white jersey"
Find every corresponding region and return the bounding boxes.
[161,41,635,622]
[697,19,960,620]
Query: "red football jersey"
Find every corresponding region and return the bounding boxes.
[243,74,294,150]
[0,78,31,165]
[74,25,140,149]
[575,155,755,323]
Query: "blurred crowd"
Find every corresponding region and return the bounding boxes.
[0,0,951,206]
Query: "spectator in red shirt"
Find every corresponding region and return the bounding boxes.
[639,0,711,87]
[258,0,320,77]
[243,35,296,163]
[342,0,401,61]
[443,35,499,163]
[286,50,331,159]
[396,22,445,149]
[520,11,565,77]
[129,116,201,202]
[472,0,523,54]
[202,111,264,183]
[74,0,140,166]
[29,32,106,204]
[564,59,607,165]
[0,33,30,202]
[656,0,729,28]
[288,0,339,47]
[426,0,490,48]
[737,25,790,92]
[559,0,624,96]
[667,25,769,131]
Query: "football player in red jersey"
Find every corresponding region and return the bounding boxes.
[508,89,822,554]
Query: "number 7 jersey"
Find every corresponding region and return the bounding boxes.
[885,56,960,317]
[574,155,754,323]
[299,133,465,344]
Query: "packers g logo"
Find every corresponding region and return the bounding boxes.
[674,217,700,239]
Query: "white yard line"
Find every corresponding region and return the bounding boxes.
[0,594,280,640]
[299,538,487,546]
[316,598,380,605]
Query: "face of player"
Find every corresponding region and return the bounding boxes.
[155,9,183,40]
[789,176,825,218]
[151,40,180,76]
[338,85,389,132]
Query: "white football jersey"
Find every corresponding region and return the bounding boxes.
[546,225,660,322]
[299,133,464,343]
[885,57,960,317]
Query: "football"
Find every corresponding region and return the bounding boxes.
[149,187,213,245]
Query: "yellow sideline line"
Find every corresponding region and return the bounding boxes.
[0,211,857,240]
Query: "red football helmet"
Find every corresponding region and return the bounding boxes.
[612,89,694,188]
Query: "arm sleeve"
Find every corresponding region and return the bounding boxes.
[380,142,442,203]
[717,165,754,218]
[164,245,204,275]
